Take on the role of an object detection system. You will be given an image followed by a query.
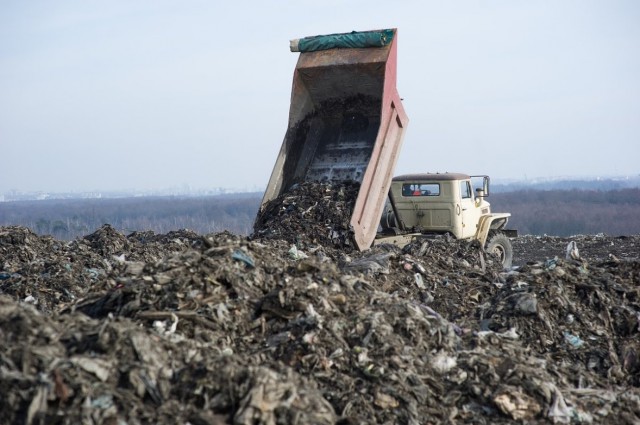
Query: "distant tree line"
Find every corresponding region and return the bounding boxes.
[0,194,262,240]
[1,189,639,240]
[490,188,640,236]
[493,178,640,193]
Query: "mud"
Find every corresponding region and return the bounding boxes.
[1,221,640,424]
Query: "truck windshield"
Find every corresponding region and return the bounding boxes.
[402,183,439,197]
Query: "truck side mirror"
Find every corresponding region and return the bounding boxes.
[471,175,490,198]
[481,176,490,196]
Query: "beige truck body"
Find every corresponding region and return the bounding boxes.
[376,173,515,267]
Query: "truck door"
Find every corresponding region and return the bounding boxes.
[459,180,479,239]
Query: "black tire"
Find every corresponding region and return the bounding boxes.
[486,233,513,269]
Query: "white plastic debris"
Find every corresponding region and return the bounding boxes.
[288,245,308,260]
[431,351,457,374]
[566,241,580,260]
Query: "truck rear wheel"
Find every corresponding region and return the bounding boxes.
[486,233,513,269]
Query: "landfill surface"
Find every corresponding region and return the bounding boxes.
[2,183,640,424]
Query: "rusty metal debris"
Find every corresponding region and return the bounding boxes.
[1,223,640,424]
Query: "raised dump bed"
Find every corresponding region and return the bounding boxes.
[260,28,409,250]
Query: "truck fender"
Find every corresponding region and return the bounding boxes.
[475,213,511,246]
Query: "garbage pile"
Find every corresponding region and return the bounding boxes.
[0,225,200,315]
[481,257,640,387]
[512,234,640,265]
[253,181,361,250]
[1,224,640,424]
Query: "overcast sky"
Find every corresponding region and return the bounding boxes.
[1,1,639,193]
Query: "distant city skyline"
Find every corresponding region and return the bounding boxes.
[1,1,639,193]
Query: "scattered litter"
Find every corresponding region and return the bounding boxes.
[563,331,585,348]
[566,241,581,261]
[232,249,255,268]
[287,244,308,260]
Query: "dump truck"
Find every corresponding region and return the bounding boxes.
[259,28,516,267]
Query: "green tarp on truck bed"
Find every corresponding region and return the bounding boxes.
[290,29,395,52]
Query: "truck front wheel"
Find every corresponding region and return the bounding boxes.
[486,233,513,269]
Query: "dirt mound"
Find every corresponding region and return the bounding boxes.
[1,224,640,424]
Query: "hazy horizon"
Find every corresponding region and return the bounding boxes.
[2,1,639,193]
[3,173,639,200]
